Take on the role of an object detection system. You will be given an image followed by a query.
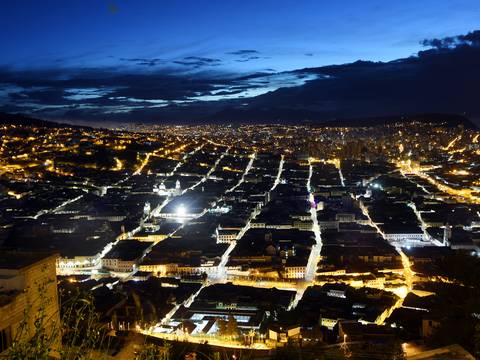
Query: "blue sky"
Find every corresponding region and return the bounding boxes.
[2,0,480,72]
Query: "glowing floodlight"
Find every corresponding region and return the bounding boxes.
[176,204,187,217]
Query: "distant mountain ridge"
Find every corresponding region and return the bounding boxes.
[0,112,59,127]
[1,111,475,129]
[318,113,476,129]
[0,112,91,129]
[202,108,477,128]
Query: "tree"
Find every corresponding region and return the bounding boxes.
[217,318,227,336]
[227,315,239,338]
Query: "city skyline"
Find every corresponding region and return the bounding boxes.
[1,119,479,358]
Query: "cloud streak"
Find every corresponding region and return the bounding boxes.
[119,58,164,67]
[173,56,222,68]
[226,50,259,56]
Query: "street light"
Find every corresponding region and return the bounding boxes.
[176,204,187,217]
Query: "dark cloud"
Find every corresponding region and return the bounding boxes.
[9,88,68,104]
[227,50,264,63]
[421,30,480,49]
[173,56,222,68]
[235,56,261,63]
[1,65,315,122]
[226,50,259,56]
[0,67,216,118]
[239,33,480,122]
[305,53,314,57]
[119,58,164,67]
[234,72,275,81]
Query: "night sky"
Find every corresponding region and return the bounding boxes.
[1,0,480,123]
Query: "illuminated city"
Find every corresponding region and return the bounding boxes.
[1,1,480,359]
[1,118,479,358]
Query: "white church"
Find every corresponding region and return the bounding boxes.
[153,180,182,196]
